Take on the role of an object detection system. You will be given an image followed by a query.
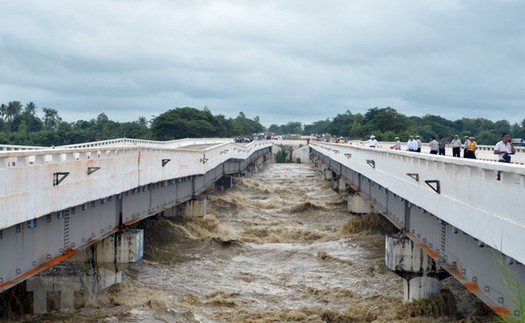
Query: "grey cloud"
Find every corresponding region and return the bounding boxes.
[0,0,524,126]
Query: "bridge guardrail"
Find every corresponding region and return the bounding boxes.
[310,141,525,264]
[56,137,235,149]
[0,139,272,231]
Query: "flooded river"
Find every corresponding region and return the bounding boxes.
[14,163,493,322]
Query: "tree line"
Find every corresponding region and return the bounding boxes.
[1,101,523,146]
[270,107,525,145]
[0,101,264,146]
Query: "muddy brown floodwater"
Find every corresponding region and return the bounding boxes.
[16,163,495,322]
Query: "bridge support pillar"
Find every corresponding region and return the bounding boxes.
[71,229,144,264]
[26,276,82,314]
[323,169,330,181]
[216,176,233,190]
[385,235,448,302]
[347,193,373,214]
[183,198,207,218]
[253,159,261,173]
[26,230,143,313]
[403,275,442,302]
[334,177,347,192]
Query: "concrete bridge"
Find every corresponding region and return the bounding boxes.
[0,138,273,312]
[0,137,524,319]
[310,140,525,319]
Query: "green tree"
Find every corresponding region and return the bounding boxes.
[327,110,354,136]
[304,118,331,135]
[5,101,23,123]
[419,115,456,138]
[0,103,6,120]
[151,107,218,140]
[15,102,43,132]
[231,111,264,136]
[268,124,283,134]
[363,107,411,134]
[349,113,366,139]
[5,101,23,131]
[513,119,525,139]
[137,116,148,127]
[215,114,235,137]
[280,121,302,134]
[42,108,62,130]
[477,130,500,145]
[493,120,511,136]
[120,121,150,139]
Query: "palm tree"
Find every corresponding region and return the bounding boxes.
[6,101,23,123]
[24,102,37,116]
[0,103,6,120]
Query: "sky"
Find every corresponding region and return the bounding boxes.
[1,0,524,127]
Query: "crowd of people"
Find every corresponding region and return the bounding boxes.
[361,133,517,162]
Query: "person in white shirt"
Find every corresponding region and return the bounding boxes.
[367,135,379,148]
[429,136,439,154]
[450,135,461,157]
[494,132,516,163]
[394,137,401,150]
[407,135,418,152]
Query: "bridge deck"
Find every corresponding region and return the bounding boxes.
[0,138,272,293]
[311,140,525,317]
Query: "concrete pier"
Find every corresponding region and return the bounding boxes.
[216,175,233,190]
[26,229,143,313]
[183,198,207,218]
[347,193,373,214]
[385,235,448,302]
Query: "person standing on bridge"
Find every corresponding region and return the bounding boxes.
[438,137,447,155]
[428,136,439,155]
[407,135,418,152]
[394,137,401,150]
[415,136,422,152]
[462,135,470,157]
[494,132,516,163]
[367,135,379,148]
[450,135,461,157]
[465,137,477,159]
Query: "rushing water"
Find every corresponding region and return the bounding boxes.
[14,163,494,322]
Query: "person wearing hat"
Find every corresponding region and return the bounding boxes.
[462,135,470,157]
[367,135,378,148]
[450,135,461,157]
[415,135,422,152]
[394,137,401,150]
[407,135,418,152]
[465,137,477,159]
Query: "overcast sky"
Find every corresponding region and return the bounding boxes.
[1,0,524,127]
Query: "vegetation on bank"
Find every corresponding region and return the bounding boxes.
[0,101,523,146]
[0,102,264,146]
[270,107,525,145]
